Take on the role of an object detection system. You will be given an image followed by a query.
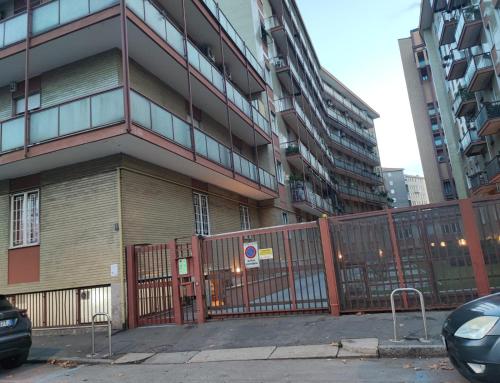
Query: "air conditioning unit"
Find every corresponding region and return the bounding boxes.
[9,82,17,93]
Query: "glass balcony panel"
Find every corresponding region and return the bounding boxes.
[194,130,208,157]
[206,136,220,163]
[90,0,118,12]
[60,0,88,24]
[166,22,184,55]
[144,1,167,40]
[131,91,152,129]
[151,103,173,139]
[212,71,224,93]
[1,117,25,152]
[187,43,200,70]
[127,0,145,19]
[199,55,214,83]
[91,89,124,127]
[0,22,3,48]
[172,116,191,148]
[3,13,27,47]
[32,1,59,35]
[30,108,58,144]
[59,98,91,135]
[220,146,231,168]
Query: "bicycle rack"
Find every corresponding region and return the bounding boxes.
[91,313,112,358]
[390,288,430,343]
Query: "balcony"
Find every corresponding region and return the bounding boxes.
[494,0,500,8]
[460,128,486,156]
[333,158,383,185]
[445,49,467,80]
[284,141,332,184]
[448,0,469,11]
[336,185,387,205]
[436,12,458,46]
[455,5,483,50]
[290,180,333,216]
[465,53,494,92]
[486,155,500,184]
[323,83,374,127]
[433,0,447,11]
[492,48,500,77]
[326,106,377,146]
[328,132,380,166]
[453,87,476,117]
[469,171,489,192]
[475,101,500,136]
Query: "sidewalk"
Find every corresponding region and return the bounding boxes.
[29,311,450,363]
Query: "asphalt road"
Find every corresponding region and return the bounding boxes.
[0,358,467,383]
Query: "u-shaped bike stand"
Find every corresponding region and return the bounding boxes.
[390,288,430,343]
[91,313,113,358]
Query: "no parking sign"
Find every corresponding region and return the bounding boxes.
[244,242,260,269]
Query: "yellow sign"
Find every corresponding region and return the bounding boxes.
[259,248,274,260]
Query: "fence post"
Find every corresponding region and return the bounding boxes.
[282,229,297,310]
[191,235,206,324]
[168,240,183,325]
[125,245,138,329]
[459,199,490,297]
[239,235,251,313]
[386,209,408,308]
[318,218,340,316]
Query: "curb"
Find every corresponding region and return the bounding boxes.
[28,357,114,365]
[378,343,447,358]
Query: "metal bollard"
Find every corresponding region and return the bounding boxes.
[390,288,430,343]
[91,313,112,358]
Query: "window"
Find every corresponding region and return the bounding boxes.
[420,68,429,81]
[240,205,251,230]
[15,92,41,115]
[10,190,39,248]
[389,180,394,186]
[390,189,395,194]
[276,161,285,184]
[282,211,288,224]
[193,193,210,236]
[434,137,443,147]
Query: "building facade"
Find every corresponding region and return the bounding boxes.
[399,31,458,203]
[405,173,430,206]
[382,168,411,208]
[418,0,500,198]
[0,0,384,327]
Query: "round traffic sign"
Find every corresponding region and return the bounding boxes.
[245,245,257,259]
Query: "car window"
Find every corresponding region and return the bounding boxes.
[0,296,13,310]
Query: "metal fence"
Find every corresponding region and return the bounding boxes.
[6,285,111,329]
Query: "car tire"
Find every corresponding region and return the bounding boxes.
[0,349,29,369]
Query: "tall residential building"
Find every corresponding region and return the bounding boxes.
[417,0,500,198]
[0,0,384,327]
[220,0,387,215]
[399,30,458,202]
[382,168,411,208]
[405,173,430,206]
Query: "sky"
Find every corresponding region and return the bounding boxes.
[296,0,423,176]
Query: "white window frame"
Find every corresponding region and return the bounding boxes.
[276,161,285,184]
[10,189,40,249]
[240,205,251,231]
[193,192,210,236]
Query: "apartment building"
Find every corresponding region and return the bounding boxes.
[0,0,384,327]
[382,168,411,208]
[399,30,458,203]
[405,173,430,206]
[417,0,500,198]
[220,0,387,216]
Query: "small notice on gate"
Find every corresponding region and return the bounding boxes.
[259,248,273,260]
[178,258,188,275]
[244,242,260,269]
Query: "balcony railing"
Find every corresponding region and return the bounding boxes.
[284,141,331,183]
[290,181,333,214]
[334,157,382,184]
[328,132,379,163]
[475,101,500,136]
[0,87,124,154]
[486,155,500,182]
[445,49,467,80]
[130,90,276,190]
[326,106,376,145]
[453,87,476,117]
[0,12,27,49]
[464,53,494,91]
[336,185,387,204]
[199,0,266,82]
[460,127,485,155]
[469,171,489,190]
[323,83,373,126]
[455,5,482,49]
[32,0,119,35]
[436,11,457,45]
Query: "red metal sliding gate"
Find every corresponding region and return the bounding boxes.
[126,196,500,327]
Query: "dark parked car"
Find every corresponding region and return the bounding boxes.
[0,295,31,369]
[442,293,500,383]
